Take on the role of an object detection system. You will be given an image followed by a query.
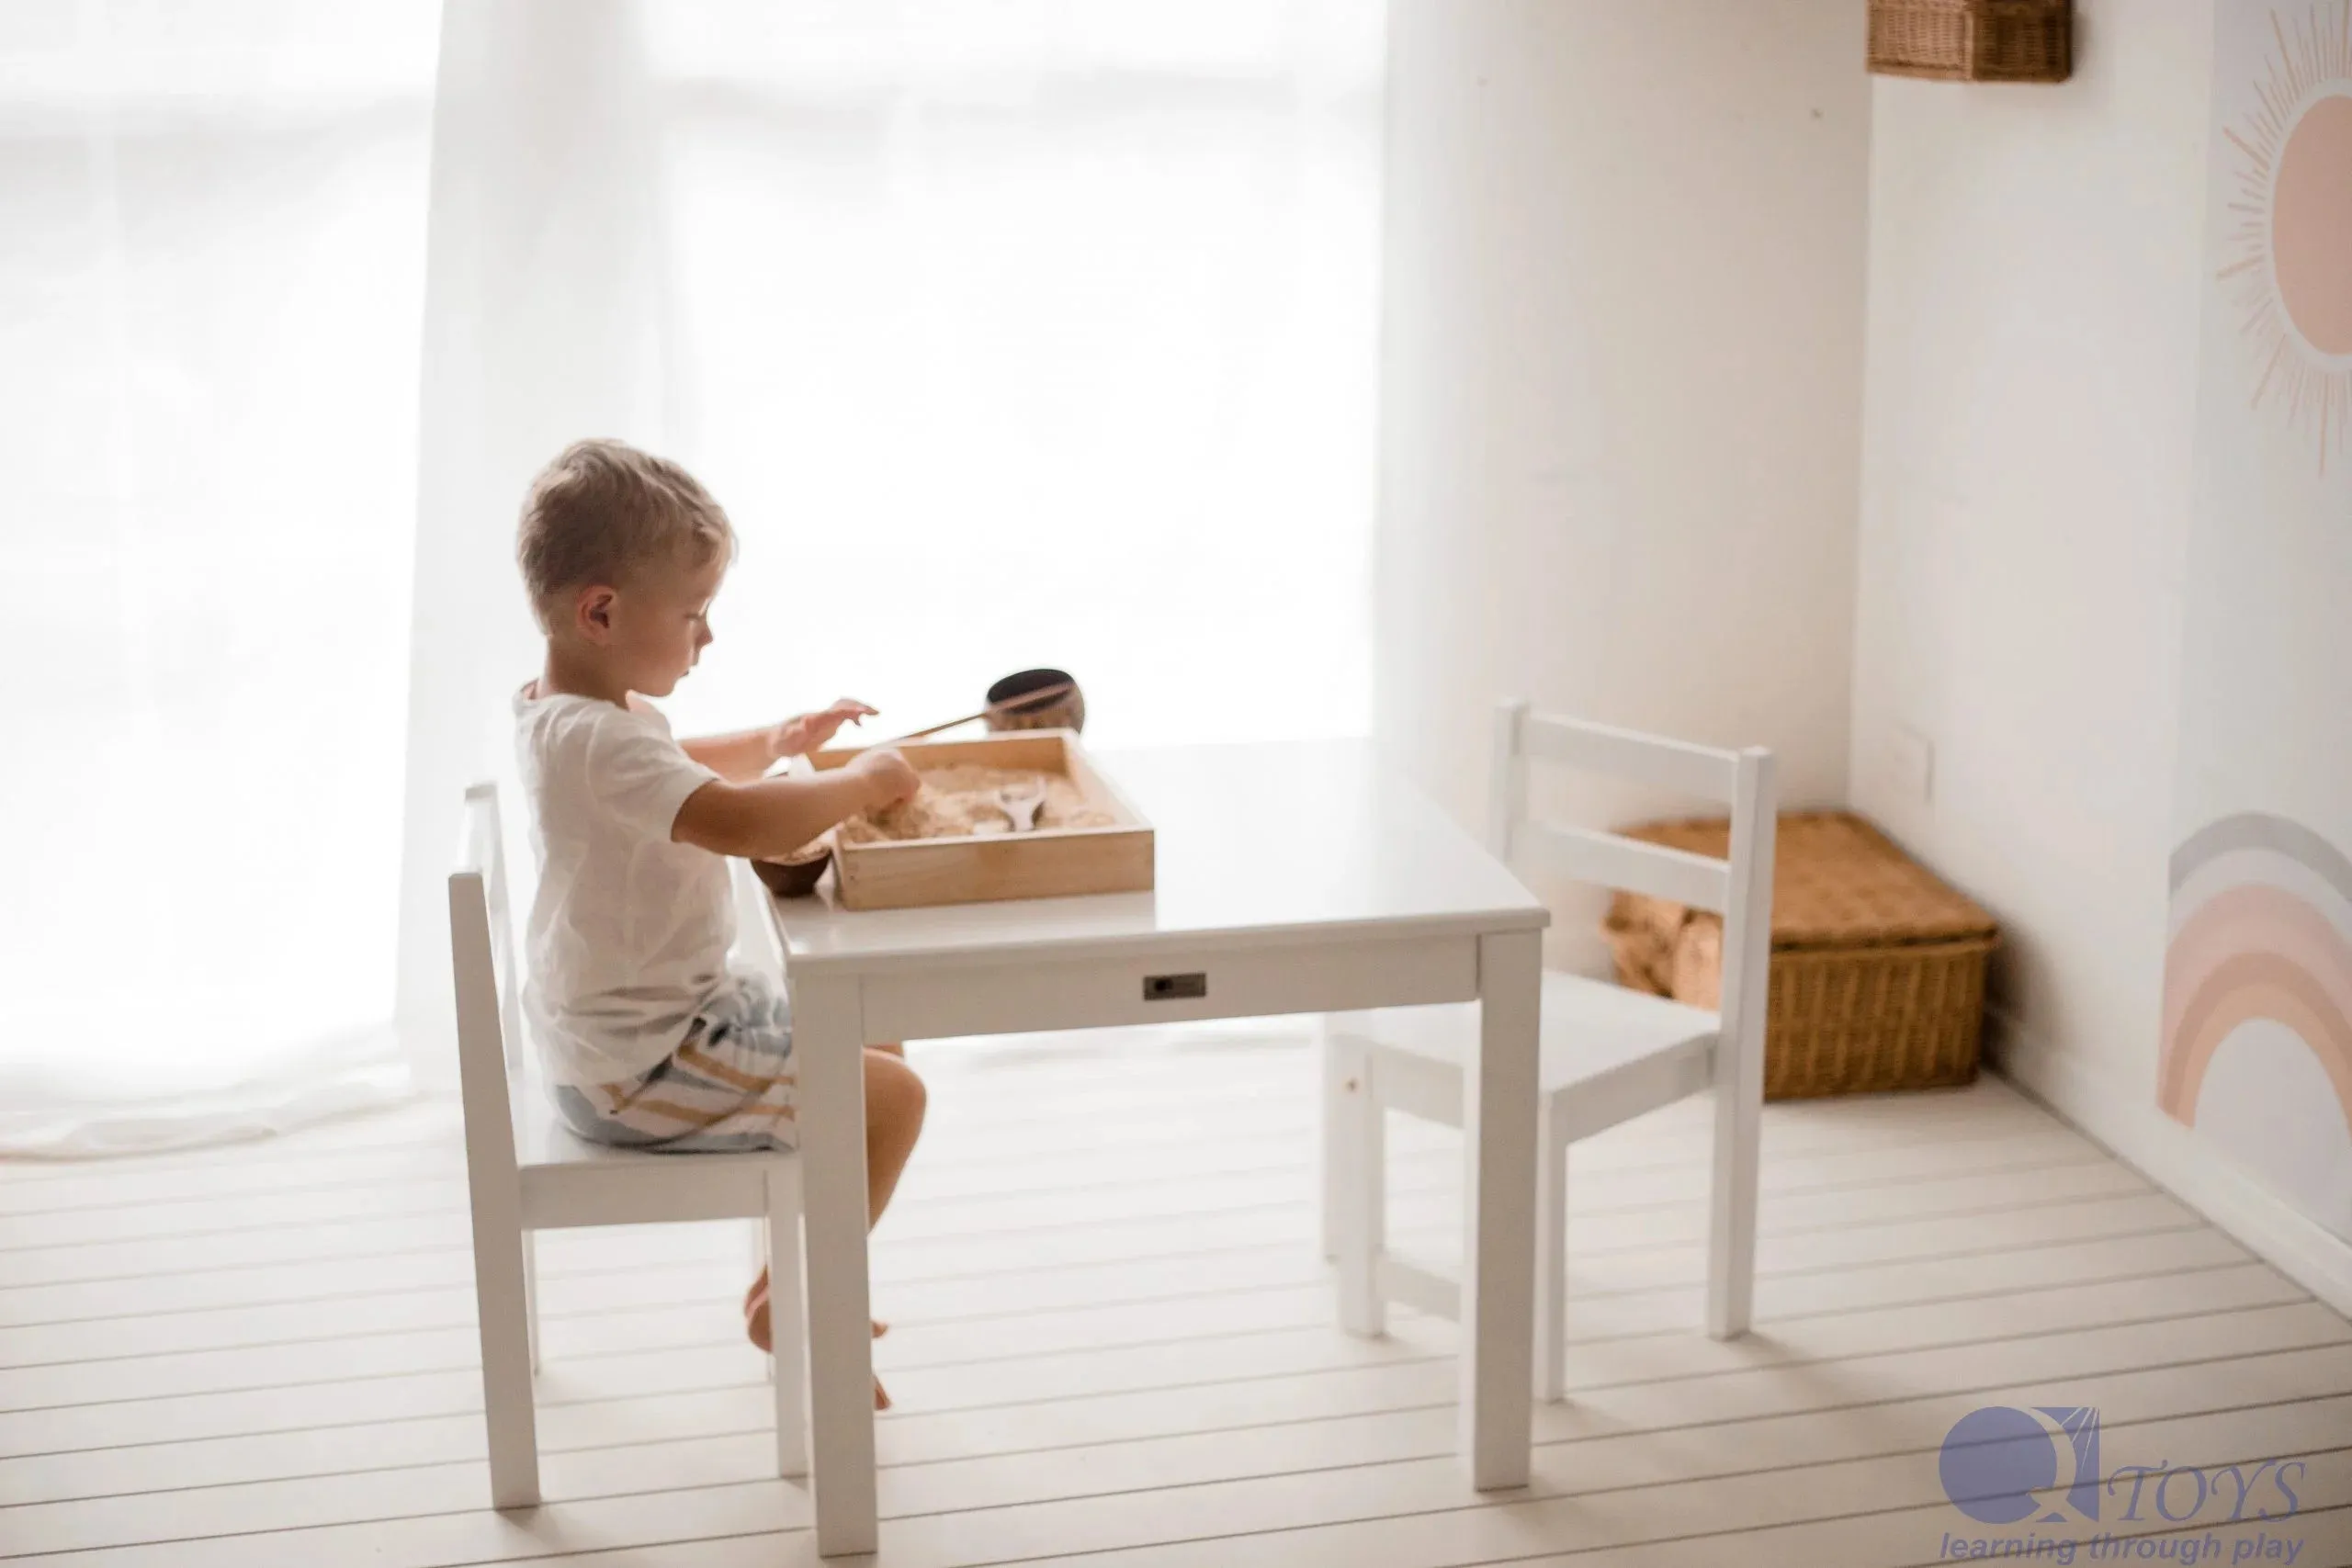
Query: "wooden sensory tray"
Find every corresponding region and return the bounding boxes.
[807,730,1155,912]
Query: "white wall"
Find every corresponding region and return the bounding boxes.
[1375,1,1871,966]
[1855,0,2352,1313]
[1850,0,2211,1100]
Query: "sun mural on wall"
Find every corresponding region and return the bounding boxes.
[2217,3,2352,470]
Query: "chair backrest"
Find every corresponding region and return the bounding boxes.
[1487,700,1777,1028]
[451,781,523,1177]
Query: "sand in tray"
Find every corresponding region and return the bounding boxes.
[833,764,1118,846]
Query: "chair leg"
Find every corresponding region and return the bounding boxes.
[1332,1038,1386,1337]
[470,1219,540,1508]
[1706,1065,1763,1340]
[767,1166,809,1479]
[522,1230,542,1374]
[1532,1099,1567,1402]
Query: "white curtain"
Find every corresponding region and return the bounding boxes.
[640,3,1385,748]
[3,1,1384,1153]
[0,6,438,1153]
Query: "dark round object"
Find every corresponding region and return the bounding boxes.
[1938,1406,2053,1526]
[751,843,831,899]
[985,667,1085,733]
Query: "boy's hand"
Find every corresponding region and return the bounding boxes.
[771,698,878,761]
[848,747,921,809]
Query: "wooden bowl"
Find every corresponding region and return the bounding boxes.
[751,841,832,899]
[986,668,1085,733]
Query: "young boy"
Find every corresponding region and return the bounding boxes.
[510,437,924,1404]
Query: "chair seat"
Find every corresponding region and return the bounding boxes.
[1333,972,1719,1143]
[1339,970,1718,1087]
[509,1066,793,1230]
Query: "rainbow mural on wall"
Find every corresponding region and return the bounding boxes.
[2161,814,2352,1135]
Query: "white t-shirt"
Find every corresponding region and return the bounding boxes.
[512,685,741,1087]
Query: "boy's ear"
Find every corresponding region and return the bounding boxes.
[573,584,619,643]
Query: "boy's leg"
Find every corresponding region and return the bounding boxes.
[747,1046,924,1399]
[863,1045,926,1223]
[861,1045,923,1410]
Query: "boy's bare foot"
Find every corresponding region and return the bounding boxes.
[742,1273,891,1405]
[746,1271,773,1353]
[744,1267,770,1324]
[742,1270,884,1335]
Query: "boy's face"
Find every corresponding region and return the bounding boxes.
[577,552,725,698]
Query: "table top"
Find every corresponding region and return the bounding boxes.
[771,739,1548,977]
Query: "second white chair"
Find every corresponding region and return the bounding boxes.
[1322,701,1776,1400]
[451,781,808,1508]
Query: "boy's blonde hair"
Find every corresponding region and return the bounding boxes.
[516,438,736,630]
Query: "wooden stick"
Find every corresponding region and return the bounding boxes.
[878,710,986,745]
[876,682,1076,746]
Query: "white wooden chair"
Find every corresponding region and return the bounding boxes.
[1322,701,1776,1400]
[450,781,808,1508]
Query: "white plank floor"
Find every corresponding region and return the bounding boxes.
[2,1026,2348,1567]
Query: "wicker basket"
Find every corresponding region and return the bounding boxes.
[1868,0,2072,82]
[1603,812,1999,1100]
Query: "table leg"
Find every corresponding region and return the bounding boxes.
[1461,928,1540,1489]
[794,975,877,1556]
[1316,1012,1342,1263]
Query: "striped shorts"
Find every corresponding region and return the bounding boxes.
[551,972,799,1153]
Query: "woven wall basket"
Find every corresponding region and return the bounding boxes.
[1869,0,2073,82]
[1603,812,2001,1100]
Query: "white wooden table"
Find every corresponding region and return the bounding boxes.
[769,739,1550,1556]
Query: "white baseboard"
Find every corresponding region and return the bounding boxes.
[1986,1008,2352,1319]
